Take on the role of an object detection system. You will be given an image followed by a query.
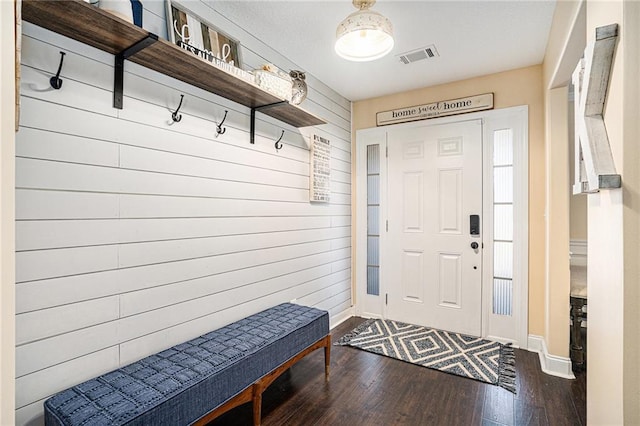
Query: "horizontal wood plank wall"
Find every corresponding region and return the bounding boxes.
[15,2,351,423]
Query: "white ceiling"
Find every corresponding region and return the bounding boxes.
[211,1,557,102]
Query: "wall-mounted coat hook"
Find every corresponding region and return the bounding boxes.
[274,130,285,151]
[171,94,184,122]
[215,110,228,137]
[50,51,66,90]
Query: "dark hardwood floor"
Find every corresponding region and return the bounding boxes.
[208,317,586,426]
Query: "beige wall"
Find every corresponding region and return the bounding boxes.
[0,1,16,424]
[570,192,588,241]
[352,65,546,337]
[544,86,570,357]
[543,0,585,89]
[540,0,585,360]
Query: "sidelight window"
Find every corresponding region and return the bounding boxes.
[493,129,514,316]
[366,144,381,296]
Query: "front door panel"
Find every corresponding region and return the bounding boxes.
[386,120,483,336]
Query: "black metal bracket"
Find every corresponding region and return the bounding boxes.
[250,101,287,144]
[113,33,158,109]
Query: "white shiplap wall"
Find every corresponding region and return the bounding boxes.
[15,2,351,424]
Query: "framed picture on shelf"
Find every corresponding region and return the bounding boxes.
[165,1,241,68]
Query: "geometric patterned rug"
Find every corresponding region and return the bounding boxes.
[336,318,516,393]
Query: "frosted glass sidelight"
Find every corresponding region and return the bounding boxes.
[367,206,379,235]
[493,166,513,203]
[493,278,513,315]
[367,175,380,205]
[367,266,380,296]
[492,128,515,316]
[367,236,379,265]
[367,144,380,174]
[494,241,513,279]
[366,144,381,296]
[493,129,513,166]
[494,204,513,241]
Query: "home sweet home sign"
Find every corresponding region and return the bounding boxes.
[376,93,494,126]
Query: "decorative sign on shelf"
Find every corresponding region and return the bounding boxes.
[310,135,331,203]
[376,93,494,126]
[166,1,243,72]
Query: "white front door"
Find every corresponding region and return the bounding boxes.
[385,120,483,336]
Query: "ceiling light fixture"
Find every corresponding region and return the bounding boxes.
[335,0,394,62]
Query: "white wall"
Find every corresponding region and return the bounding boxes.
[1,1,16,425]
[15,2,352,424]
[623,3,640,422]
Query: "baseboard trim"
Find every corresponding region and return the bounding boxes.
[330,307,355,330]
[527,335,575,379]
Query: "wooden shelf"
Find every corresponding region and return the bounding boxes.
[22,0,325,128]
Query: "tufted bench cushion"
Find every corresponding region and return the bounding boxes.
[44,303,329,426]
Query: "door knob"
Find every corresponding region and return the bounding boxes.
[470,242,479,250]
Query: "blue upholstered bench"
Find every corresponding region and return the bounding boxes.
[44,303,330,426]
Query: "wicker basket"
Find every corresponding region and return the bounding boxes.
[254,70,292,101]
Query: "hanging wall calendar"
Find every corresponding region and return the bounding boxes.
[310,135,331,203]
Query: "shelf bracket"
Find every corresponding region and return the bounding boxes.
[114,33,159,109]
[250,101,288,144]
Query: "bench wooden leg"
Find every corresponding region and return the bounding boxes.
[324,334,331,380]
[196,334,330,426]
[252,383,263,426]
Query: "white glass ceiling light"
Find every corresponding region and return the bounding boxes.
[335,0,394,62]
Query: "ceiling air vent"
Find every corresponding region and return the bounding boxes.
[398,45,439,65]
